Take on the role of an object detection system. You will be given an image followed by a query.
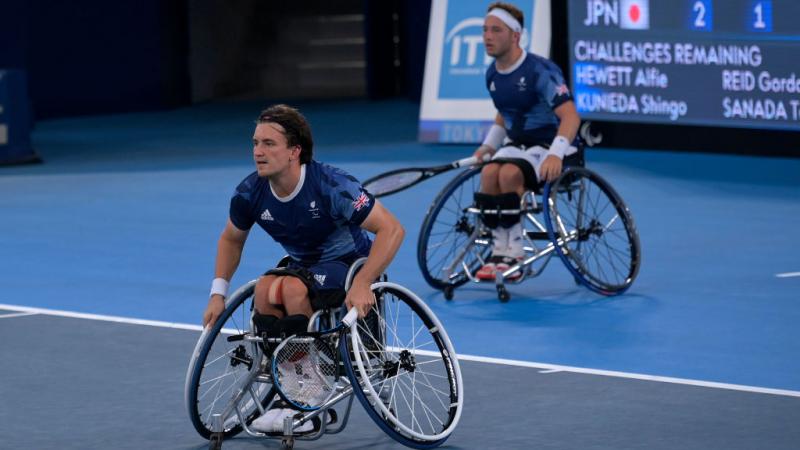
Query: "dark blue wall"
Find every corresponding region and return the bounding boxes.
[1,0,189,119]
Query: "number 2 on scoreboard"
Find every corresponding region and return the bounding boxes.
[690,0,712,31]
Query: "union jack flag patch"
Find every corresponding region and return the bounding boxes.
[555,84,570,96]
[352,192,370,211]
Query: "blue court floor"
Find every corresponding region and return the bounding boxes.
[1,98,799,398]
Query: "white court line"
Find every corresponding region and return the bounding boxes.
[0,312,39,319]
[775,272,800,278]
[2,302,800,399]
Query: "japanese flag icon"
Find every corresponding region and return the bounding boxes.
[620,0,650,30]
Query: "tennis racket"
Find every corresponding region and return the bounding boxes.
[271,308,359,411]
[362,154,489,198]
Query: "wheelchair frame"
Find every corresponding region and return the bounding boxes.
[185,259,464,450]
[417,151,641,302]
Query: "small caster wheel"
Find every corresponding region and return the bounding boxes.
[443,286,454,301]
[497,286,510,303]
[280,437,294,450]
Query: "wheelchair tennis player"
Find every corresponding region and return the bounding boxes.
[201,104,404,433]
[474,2,582,281]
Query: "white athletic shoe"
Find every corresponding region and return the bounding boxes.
[250,408,312,433]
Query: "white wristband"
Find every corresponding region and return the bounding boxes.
[482,124,507,150]
[210,277,229,298]
[548,135,570,160]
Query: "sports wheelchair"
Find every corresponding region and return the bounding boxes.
[185,258,464,450]
[417,131,641,302]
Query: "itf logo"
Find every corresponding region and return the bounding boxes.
[438,0,533,99]
[582,0,649,30]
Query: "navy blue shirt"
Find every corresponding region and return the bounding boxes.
[486,52,573,146]
[229,161,374,266]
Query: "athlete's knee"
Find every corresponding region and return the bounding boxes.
[254,275,276,311]
[480,163,501,193]
[498,164,523,186]
[280,276,308,305]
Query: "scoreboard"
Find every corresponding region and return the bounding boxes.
[567,0,800,130]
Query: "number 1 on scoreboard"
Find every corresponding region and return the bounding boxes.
[749,0,772,32]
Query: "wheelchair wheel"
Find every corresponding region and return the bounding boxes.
[417,167,490,290]
[544,167,641,295]
[341,282,464,448]
[185,281,277,439]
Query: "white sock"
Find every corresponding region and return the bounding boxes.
[505,222,524,258]
[491,227,508,256]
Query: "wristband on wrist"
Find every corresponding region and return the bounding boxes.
[482,124,507,150]
[548,135,570,160]
[210,277,229,298]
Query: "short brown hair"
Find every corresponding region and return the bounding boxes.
[257,104,314,164]
[487,2,524,30]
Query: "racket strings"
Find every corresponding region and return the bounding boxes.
[364,171,424,196]
[274,337,338,408]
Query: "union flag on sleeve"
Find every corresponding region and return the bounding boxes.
[352,192,370,211]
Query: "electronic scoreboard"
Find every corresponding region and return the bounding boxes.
[568,0,800,130]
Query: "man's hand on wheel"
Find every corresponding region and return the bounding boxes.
[203,294,225,328]
[345,280,376,319]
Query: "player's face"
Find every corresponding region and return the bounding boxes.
[252,122,300,178]
[483,16,516,58]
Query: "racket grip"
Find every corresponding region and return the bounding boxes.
[342,307,359,327]
[454,154,490,168]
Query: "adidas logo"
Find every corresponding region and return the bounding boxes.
[260,209,274,221]
[490,81,496,92]
[314,274,326,286]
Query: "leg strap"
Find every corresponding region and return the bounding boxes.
[474,193,499,229]
[252,313,309,338]
[496,193,521,228]
[474,192,521,228]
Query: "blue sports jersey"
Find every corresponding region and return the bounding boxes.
[229,160,374,266]
[486,52,573,146]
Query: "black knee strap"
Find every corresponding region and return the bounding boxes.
[474,193,521,228]
[496,193,521,228]
[275,314,310,337]
[253,313,309,338]
[474,193,499,229]
[253,313,280,338]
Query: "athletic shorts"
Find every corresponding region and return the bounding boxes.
[264,259,353,311]
[489,144,581,190]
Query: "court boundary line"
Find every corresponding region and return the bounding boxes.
[2,302,799,399]
[0,312,38,319]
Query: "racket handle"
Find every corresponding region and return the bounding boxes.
[342,307,359,327]
[454,154,490,168]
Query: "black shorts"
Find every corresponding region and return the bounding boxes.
[264,259,353,311]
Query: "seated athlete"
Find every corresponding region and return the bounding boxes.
[201,104,405,432]
[474,2,582,281]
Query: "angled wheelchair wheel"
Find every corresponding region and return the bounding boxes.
[417,167,490,290]
[341,282,464,448]
[544,167,641,295]
[185,281,277,439]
